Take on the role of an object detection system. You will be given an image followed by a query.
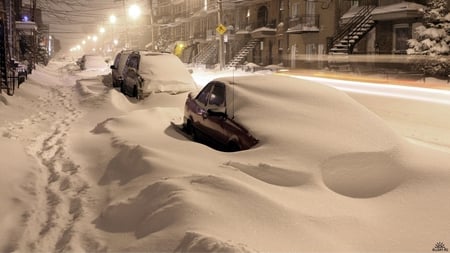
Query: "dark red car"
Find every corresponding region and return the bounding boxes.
[183,79,258,151]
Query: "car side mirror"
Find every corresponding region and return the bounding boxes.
[207,107,227,117]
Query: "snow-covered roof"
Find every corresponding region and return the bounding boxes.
[341,2,425,21]
[372,1,425,20]
[286,24,320,33]
[251,27,276,33]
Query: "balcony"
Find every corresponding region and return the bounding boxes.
[249,21,277,38]
[286,15,320,34]
[15,21,37,35]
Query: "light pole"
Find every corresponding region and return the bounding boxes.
[99,27,105,54]
[109,15,116,50]
[217,0,225,70]
[128,4,141,48]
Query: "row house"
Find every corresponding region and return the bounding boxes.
[150,0,434,67]
[152,0,340,67]
[1,0,48,96]
[329,0,428,55]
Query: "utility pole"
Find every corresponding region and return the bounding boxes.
[149,0,154,50]
[217,0,225,70]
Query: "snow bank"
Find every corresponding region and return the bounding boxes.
[88,73,450,252]
[2,59,450,252]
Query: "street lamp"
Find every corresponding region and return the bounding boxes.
[128,4,141,20]
[128,4,141,48]
[109,15,116,24]
[109,15,117,50]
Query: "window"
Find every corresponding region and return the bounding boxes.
[291,2,300,18]
[196,83,213,105]
[209,83,225,106]
[127,55,139,69]
[305,0,315,16]
[257,6,268,27]
[393,24,410,53]
[114,54,120,67]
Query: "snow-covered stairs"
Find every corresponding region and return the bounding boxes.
[226,38,260,68]
[193,41,218,65]
[329,5,376,54]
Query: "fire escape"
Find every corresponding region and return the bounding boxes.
[0,3,14,95]
[226,38,260,68]
[328,1,377,54]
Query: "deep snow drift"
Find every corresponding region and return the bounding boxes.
[0,59,449,252]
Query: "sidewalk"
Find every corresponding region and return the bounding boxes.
[284,69,450,90]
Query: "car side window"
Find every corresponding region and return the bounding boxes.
[196,83,213,105]
[209,83,225,106]
[114,54,120,67]
[127,55,139,69]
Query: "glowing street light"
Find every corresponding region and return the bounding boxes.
[99,27,106,34]
[128,4,141,20]
[92,35,98,42]
[109,15,117,24]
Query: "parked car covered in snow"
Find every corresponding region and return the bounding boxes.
[110,50,132,87]
[77,54,108,71]
[121,51,196,99]
[183,79,259,152]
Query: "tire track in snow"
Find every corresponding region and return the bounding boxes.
[2,83,90,252]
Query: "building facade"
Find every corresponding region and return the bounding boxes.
[139,0,442,67]
[151,0,341,67]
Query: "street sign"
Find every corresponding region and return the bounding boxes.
[216,24,227,35]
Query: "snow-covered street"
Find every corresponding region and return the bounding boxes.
[1,59,450,252]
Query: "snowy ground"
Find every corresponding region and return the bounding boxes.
[0,59,450,252]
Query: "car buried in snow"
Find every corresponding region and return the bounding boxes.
[77,54,108,71]
[110,50,132,87]
[183,79,259,152]
[121,51,197,99]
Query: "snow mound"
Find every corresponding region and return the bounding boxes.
[76,78,107,97]
[321,151,404,198]
[98,145,153,185]
[94,179,188,239]
[0,95,8,106]
[175,231,256,253]
[225,161,311,187]
[108,89,139,112]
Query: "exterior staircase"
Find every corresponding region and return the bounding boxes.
[329,4,377,54]
[226,38,260,68]
[192,41,218,65]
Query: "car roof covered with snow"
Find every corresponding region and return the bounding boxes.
[213,75,402,150]
[137,51,197,94]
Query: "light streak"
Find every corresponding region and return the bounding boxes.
[290,75,450,106]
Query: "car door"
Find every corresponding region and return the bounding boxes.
[123,54,140,94]
[200,82,228,145]
[191,83,213,134]
[111,53,121,82]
